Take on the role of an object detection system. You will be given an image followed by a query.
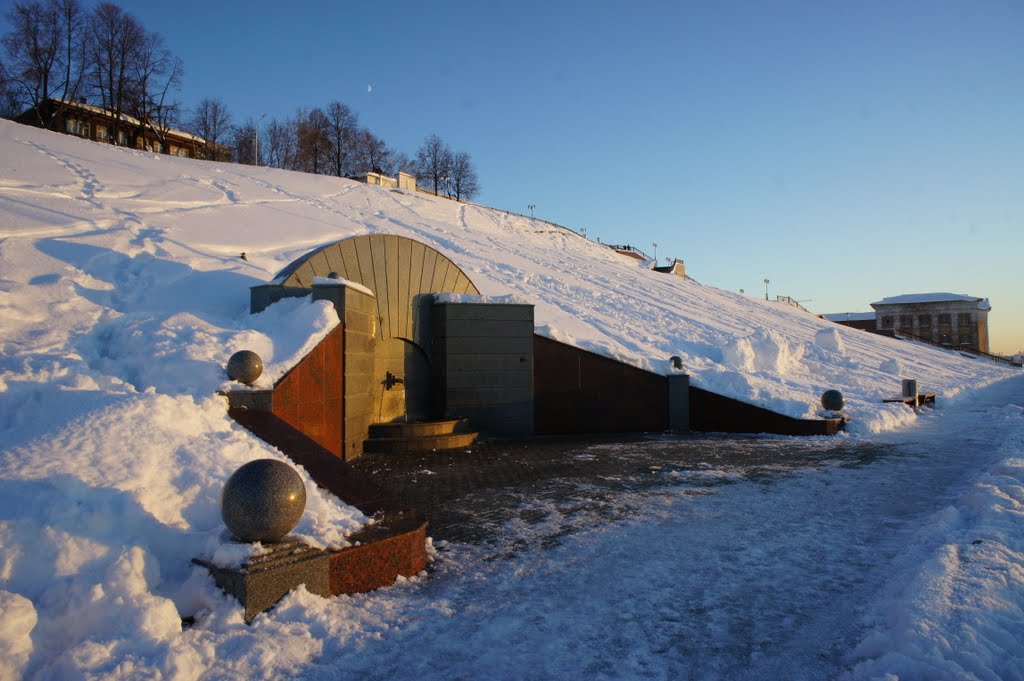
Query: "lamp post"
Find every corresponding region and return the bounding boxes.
[763,278,770,301]
[652,242,658,265]
[255,112,267,166]
[528,204,535,218]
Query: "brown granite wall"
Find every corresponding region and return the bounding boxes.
[534,335,668,434]
[688,386,843,436]
[272,325,344,457]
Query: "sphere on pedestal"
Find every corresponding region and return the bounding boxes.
[821,389,845,412]
[670,355,684,371]
[221,459,306,543]
[327,271,341,279]
[226,350,263,385]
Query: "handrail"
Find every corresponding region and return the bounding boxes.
[895,332,1019,367]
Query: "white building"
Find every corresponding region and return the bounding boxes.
[870,292,991,353]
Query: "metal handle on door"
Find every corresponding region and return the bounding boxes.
[384,371,404,390]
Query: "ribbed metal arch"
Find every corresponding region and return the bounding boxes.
[274,234,480,342]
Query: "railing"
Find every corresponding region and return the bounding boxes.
[893,331,1020,367]
[605,244,653,261]
[775,296,812,314]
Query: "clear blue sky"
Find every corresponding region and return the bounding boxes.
[8,0,1023,353]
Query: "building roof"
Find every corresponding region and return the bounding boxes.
[871,292,990,310]
[822,312,876,322]
[44,98,205,144]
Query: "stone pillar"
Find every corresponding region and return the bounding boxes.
[313,283,378,460]
[668,374,690,432]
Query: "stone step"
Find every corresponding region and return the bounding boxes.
[367,419,470,439]
[363,431,479,454]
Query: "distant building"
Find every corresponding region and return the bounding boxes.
[352,171,417,191]
[870,293,990,353]
[16,98,210,159]
[822,311,876,332]
[653,258,687,278]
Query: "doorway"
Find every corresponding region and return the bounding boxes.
[373,337,432,423]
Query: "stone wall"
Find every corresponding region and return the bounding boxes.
[533,336,670,435]
[431,303,535,436]
[271,325,344,457]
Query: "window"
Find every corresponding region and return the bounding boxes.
[899,315,913,332]
[918,314,932,339]
[117,130,129,146]
[938,314,952,344]
[958,312,972,327]
[880,316,894,329]
[96,126,108,141]
[65,118,88,137]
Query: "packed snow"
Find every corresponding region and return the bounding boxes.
[1,120,1022,679]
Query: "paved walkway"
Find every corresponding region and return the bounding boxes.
[352,432,889,545]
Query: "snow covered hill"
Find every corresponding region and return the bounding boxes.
[0,120,1020,679]
[1,120,1014,434]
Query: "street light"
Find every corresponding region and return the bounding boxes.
[652,242,658,265]
[255,112,267,166]
[763,278,770,300]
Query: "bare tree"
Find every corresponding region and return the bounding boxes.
[390,150,416,176]
[294,106,330,174]
[352,128,397,176]
[415,133,452,196]
[230,118,258,165]
[0,62,20,117]
[127,30,182,152]
[324,100,357,177]
[448,150,480,201]
[88,1,145,146]
[189,97,232,160]
[263,115,295,169]
[1,0,87,123]
[54,0,86,108]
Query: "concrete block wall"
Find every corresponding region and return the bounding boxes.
[431,303,535,436]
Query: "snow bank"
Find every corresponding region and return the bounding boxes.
[843,401,1024,680]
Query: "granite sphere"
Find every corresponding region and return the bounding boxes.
[670,355,684,371]
[226,350,263,385]
[327,271,341,279]
[820,389,845,412]
[221,459,306,543]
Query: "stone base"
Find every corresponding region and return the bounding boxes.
[193,511,428,622]
[193,538,329,623]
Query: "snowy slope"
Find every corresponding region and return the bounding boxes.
[1,120,1014,434]
[1,120,1022,680]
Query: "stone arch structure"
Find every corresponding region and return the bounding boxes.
[272,234,479,349]
[251,234,483,441]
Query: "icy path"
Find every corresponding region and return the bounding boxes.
[237,374,1023,681]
